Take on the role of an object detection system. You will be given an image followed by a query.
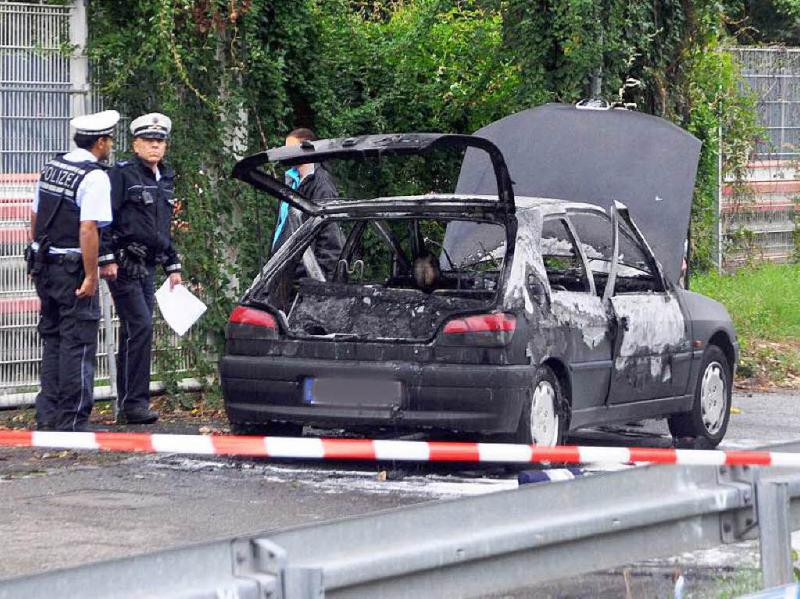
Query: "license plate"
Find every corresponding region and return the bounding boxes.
[302,378,403,408]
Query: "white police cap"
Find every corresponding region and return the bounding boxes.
[130,113,172,140]
[70,110,120,137]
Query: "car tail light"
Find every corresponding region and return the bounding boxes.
[439,313,516,347]
[228,306,278,337]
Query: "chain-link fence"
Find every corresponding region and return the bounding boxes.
[724,48,800,267]
[0,1,73,175]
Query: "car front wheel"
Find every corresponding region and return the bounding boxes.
[668,345,732,446]
[513,365,565,446]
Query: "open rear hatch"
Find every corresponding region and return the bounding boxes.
[231,133,516,215]
[231,133,518,344]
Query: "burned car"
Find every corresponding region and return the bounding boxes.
[221,104,738,446]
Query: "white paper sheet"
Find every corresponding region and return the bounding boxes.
[155,279,207,336]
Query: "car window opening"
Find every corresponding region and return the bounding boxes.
[568,211,663,296]
[541,217,591,294]
[260,218,507,341]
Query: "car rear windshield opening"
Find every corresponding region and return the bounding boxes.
[262,218,507,341]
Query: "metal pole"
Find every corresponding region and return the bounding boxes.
[757,480,794,589]
[717,123,724,273]
[72,0,116,413]
[68,0,89,123]
[590,27,603,98]
[99,280,118,416]
[779,50,787,156]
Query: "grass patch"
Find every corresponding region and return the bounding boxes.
[691,263,800,387]
[691,263,800,340]
[701,568,761,598]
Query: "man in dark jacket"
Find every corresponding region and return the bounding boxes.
[98,112,182,425]
[271,128,343,278]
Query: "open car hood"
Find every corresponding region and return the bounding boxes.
[232,133,516,215]
[449,104,701,285]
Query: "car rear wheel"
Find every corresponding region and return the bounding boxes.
[668,345,731,446]
[513,365,565,446]
[230,421,303,437]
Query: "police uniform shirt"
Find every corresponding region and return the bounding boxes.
[31,148,113,254]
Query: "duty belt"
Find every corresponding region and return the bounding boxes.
[42,252,81,265]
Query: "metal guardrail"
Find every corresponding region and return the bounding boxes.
[4,441,800,598]
[742,583,800,598]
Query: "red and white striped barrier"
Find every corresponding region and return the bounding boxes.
[1,429,799,467]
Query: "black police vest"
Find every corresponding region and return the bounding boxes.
[113,160,175,254]
[35,156,102,248]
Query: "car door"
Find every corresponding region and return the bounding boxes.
[539,215,613,413]
[605,204,691,403]
[568,205,692,404]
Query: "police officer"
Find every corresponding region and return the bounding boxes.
[30,110,118,432]
[98,113,182,425]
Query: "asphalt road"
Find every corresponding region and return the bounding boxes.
[0,389,798,597]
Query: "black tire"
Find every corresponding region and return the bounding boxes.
[512,365,567,446]
[668,345,731,446]
[230,420,303,437]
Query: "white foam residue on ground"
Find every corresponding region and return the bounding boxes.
[651,530,800,570]
[645,541,760,570]
[718,438,763,450]
[151,456,520,498]
[259,464,520,498]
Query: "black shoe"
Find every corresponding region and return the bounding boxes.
[116,408,159,425]
[36,422,55,431]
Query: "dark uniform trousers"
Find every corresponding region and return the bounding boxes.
[35,260,100,431]
[108,264,156,414]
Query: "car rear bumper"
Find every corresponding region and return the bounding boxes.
[220,355,531,434]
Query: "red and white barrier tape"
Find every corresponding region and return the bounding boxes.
[0,429,798,467]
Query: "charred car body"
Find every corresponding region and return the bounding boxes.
[221,104,738,446]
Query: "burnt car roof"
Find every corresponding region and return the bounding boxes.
[317,194,592,217]
[232,133,516,215]
[452,104,702,285]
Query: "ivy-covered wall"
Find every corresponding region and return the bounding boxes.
[86,0,760,389]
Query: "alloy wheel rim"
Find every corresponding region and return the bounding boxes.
[700,361,726,435]
[530,380,559,446]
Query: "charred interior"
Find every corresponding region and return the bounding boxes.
[258,218,507,341]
